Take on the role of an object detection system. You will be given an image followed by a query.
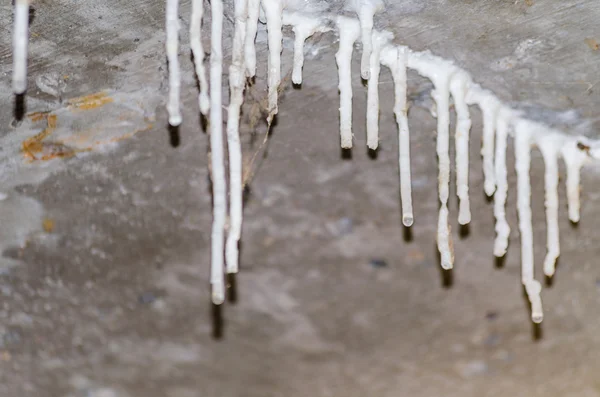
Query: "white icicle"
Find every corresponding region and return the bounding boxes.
[244,0,261,78]
[493,107,512,257]
[226,0,249,275]
[13,0,30,94]
[166,0,182,126]
[350,0,384,80]
[335,16,361,149]
[561,140,588,223]
[262,0,284,124]
[449,71,473,225]
[282,13,330,85]
[407,51,457,269]
[366,30,392,150]
[210,0,227,305]
[466,87,499,197]
[381,46,413,226]
[538,136,561,278]
[514,121,543,324]
[190,0,210,115]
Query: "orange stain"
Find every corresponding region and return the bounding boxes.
[22,92,152,162]
[67,91,114,111]
[42,218,55,233]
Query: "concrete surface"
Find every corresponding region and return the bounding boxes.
[0,0,600,396]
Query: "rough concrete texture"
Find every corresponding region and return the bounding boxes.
[0,0,600,396]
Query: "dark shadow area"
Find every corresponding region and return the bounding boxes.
[292,82,302,90]
[200,114,208,133]
[532,322,543,341]
[168,124,180,147]
[367,147,378,160]
[369,258,388,268]
[227,273,238,303]
[211,302,224,340]
[495,255,506,269]
[570,220,580,229]
[459,223,470,239]
[29,4,36,24]
[484,191,493,203]
[403,226,413,242]
[340,147,352,160]
[242,184,253,208]
[12,93,26,127]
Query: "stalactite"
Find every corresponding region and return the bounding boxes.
[381,46,413,226]
[335,16,361,149]
[225,0,249,275]
[492,107,512,258]
[190,0,210,115]
[449,71,473,225]
[262,0,284,124]
[538,135,561,278]
[13,0,30,94]
[283,13,331,85]
[407,51,457,270]
[166,0,182,126]
[366,30,392,150]
[514,121,543,323]
[209,0,227,305]
[244,0,261,78]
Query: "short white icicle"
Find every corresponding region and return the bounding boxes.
[190,0,210,115]
[262,0,284,124]
[209,0,227,305]
[514,121,543,324]
[466,87,499,197]
[351,0,384,80]
[166,0,183,127]
[407,52,457,269]
[538,135,561,278]
[561,140,588,223]
[335,16,361,149]
[449,71,473,225]
[244,0,261,78]
[282,13,330,85]
[366,30,392,150]
[381,45,413,226]
[225,0,249,275]
[492,107,512,257]
[13,0,30,94]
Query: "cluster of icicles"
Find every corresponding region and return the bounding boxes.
[11,0,599,325]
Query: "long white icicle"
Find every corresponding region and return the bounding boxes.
[366,31,392,150]
[514,122,543,323]
[407,52,456,269]
[210,0,227,305]
[244,0,261,77]
[262,0,284,124]
[539,137,561,278]
[166,0,182,126]
[226,0,249,275]
[190,0,210,115]
[493,108,512,257]
[13,0,30,94]
[381,46,413,226]
[335,17,360,149]
[450,71,472,225]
